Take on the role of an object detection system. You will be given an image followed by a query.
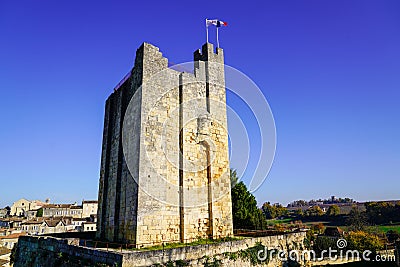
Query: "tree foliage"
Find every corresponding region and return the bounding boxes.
[386,230,400,243]
[295,208,304,217]
[230,170,266,230]
[365,201,400,225]
[261,202,288,219]
[4,206,10,217]
[347,206,368,231]
[306,206,324,217]
[326,205,340,216]
[36,208,43,217]
[312,223,326,234]
[230,169,239,188]
[347,231,383,252]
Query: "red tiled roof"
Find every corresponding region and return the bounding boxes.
[0,233,26,239]
[23,219,45,225]
[44,218,65,227]
[0,217,24,222]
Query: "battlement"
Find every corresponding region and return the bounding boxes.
[194,43,224,63]
[134,42,167,68]
[109,42,224,99]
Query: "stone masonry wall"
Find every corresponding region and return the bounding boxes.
[97,42,233,247]
[13,236,122,267]
[122,232,306,267]
[14,232,306,267]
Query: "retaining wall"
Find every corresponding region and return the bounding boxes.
[13,232,306,267]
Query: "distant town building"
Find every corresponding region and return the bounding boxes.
[0,198,99,260]
[90,214,97,223]
[0,228,21,237]
[41,204,83,218]
[21,219,44,235]
[25,209,38,220]
[0,233,25,249]
[82,200,98,218]
[20,216,97,235]
[0,217,23,230]
[41,218,68,235]
[0,246,11,267]
[10,199,45,217]
[70,218,87,232]
[0,209,7,219]
[38,201,98,219]
[20,218,69,235]
[82,221,96,232]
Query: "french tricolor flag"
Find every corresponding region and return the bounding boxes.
[206,19,228,27]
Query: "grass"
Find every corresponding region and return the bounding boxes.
[134,236,242,251]
[267,218,294,225]
[378,225,400,233]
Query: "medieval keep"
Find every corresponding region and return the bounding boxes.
[96,42,233,247]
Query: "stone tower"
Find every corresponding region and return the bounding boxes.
[96,42,233,247]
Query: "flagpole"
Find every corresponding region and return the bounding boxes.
[216,26,220,48]
[206,19,209,43]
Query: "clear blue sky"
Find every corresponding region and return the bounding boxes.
[0,0,399,207]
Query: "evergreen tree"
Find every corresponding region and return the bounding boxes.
[230,170,266,230]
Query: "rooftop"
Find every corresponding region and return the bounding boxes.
[83,200,98,204]
[42,204,79,209]
[23,219,45,225]
[0,232,26,239]
[0,247,10,256]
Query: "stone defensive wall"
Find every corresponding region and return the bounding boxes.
[13,232,306,267]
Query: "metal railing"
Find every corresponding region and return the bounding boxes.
[113,71,132,92]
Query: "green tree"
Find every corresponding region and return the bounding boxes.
[262,202,277,219]
[347,206,368,231]
[230,169,239,188]
[326,205,340,216]
[261,202,288,219]
[231,178,266,230]
[312,223,326,234]
[36,208,43,217]
[295,208,304,217]
[306,206,324,217]
[365,201,400,225]
[5,206,11,217]
[386,230,400,243]
[347,231,383,252]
